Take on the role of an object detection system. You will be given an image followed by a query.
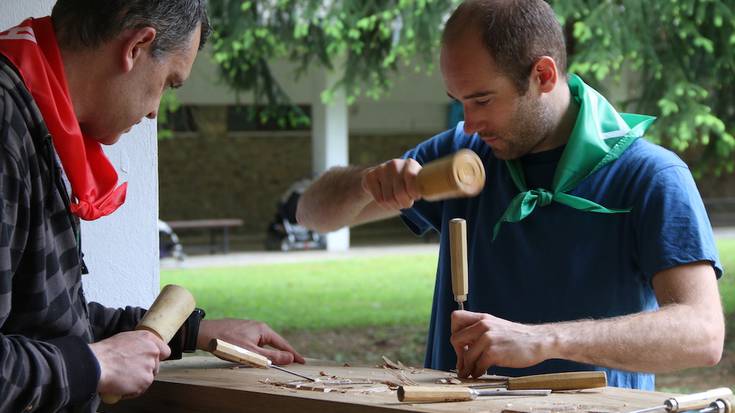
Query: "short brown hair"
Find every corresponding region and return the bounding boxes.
[443,0,566,94]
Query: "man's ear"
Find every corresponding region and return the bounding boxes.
[531,56,558,94]
[121,27,157,73]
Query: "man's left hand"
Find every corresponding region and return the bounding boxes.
[196,319,305,365]
[450,310,551,378]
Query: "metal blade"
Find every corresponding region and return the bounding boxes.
[476,388,551,397]
[627,406,667,413]
[270,364,316,382]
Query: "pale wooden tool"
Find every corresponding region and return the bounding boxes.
[209,338,315,382]
[416,149,485,201]
[398,371,607,403]
[102,284,196,404]
[398,386,550,403]
[628,388,733,413]
[483,371,608,391]
[699,398,734,413]
[449,218,468,311]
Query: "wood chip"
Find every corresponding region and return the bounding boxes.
[381,356,402,370]
[382,366,418,386]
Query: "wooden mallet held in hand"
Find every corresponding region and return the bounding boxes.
[449,218,469,311]
[416,149,485,201]
[101,284,196,404]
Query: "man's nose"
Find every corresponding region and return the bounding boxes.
[463,112,483,135]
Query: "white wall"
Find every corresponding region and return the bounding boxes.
[177,52,451,135]
[1,2,159,307]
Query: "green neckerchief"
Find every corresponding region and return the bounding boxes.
[492,74,656,240]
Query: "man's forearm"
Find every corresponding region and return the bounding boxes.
[540,302,724,373]
[297,166,372,233]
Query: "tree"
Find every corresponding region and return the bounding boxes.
[206,0,458,127]
[556,0,735,175]
[204,0,735,173]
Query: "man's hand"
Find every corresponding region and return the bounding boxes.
[89,330,171,399]
[197,319,305,365]
[450,310,551,378]
[361,158,422,210]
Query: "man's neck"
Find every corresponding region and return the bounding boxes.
[59,46,96,125]
[547,81,578,149]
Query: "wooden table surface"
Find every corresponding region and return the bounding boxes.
[106,356,676,413]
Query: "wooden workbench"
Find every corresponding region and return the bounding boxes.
[105,356,675,413]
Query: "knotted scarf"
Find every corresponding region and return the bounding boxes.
[493,75,655,239]
[0,17,127,220]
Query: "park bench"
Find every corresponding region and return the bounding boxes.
[167,219,243,254]
[704,197,735,227]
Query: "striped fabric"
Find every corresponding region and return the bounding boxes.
[0,56,145,412]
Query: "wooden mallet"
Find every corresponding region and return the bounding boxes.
[416,149,485,201]
[101,284,196,404]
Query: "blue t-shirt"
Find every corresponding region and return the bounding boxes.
[401,122,722,390]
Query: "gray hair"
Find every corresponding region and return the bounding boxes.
[52,0,211,57]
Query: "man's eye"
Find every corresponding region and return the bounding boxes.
[476,99,490,106]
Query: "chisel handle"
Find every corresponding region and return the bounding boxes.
[416,149,485,201]
[398,386,475,403]
[507,371,607,391]
[666,388,733,412]
[449,218,469,307]
[209,338,272,369]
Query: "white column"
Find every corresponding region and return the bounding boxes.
[311,68,350,251]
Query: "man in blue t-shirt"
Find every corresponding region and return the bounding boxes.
[296,0,724,390]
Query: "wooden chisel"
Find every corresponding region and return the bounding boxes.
[209,338,316,382]
[449,218,468,311]
[398,386,550,403]
[397,371,607,403]
[627,388,733,413]
[473,371,608,391]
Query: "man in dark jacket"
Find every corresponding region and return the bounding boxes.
[0,1,303,412]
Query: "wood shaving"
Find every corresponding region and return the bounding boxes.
[382,366,418,386]
[264,378,389,394]
[381,356,402,370]
[436,377,463,385]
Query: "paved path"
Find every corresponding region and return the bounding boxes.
[161,243,439,269]
[162,227,735,270]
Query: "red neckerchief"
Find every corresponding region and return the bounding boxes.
[0,17,126,220]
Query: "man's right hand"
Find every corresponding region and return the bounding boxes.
[89,330,171,399]
[361,158,423,210]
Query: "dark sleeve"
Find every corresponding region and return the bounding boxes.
[87,303,185,360]
[633,163,722,282]
[0,88,98,412]
[86,302,145,341]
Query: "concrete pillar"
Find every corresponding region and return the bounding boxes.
[311,68,350,251]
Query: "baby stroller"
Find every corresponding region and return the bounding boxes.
[264,179,326,252]
[158,219,185,262]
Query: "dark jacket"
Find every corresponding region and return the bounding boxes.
[0,55,146,413]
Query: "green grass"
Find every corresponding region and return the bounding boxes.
[718,239,735,315]
[161,254,437,331]
[162,240,735,332]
